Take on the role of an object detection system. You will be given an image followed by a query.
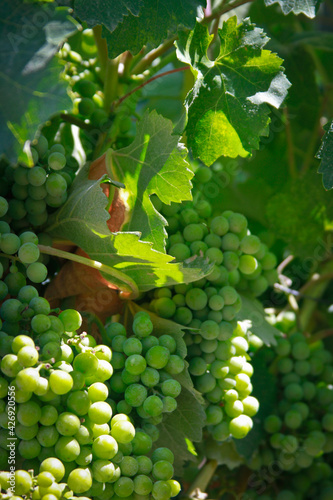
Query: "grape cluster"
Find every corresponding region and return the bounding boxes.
[144,205,272,440]
[104,311,185,427]
[0,301,180,500]
[244,325,333,499]
[0,139,78,238]
[58,30,133,155]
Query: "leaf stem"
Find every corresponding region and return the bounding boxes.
[202,0,254,23]
[183,459,218,499]
[132,37,177,75]
[114,67,189,108]
[104,56,120,112]
[38,245,139,299]
[93,25,108,79]
[60,113,92,131]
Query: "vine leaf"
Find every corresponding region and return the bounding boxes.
[155,387,206,474]
[264,0,320,19]
[0,0,77,164]
[75,0,206,59]
[109,110,193,252]
[176,18,291,165]
[316,120,333,190]
[237,296,280,346]
[74,0,143,33]
[46,164,213,292]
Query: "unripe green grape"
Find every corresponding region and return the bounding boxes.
[48,152,66,171]
[229,414,253,439]
[168,243,191,261]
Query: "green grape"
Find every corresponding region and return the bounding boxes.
[16,367,40,391]
[152,480,172,500]
[92,434,118,459]
[18,438,42,459]
[153,297,176,319]
[36,425,59,447]
[67,390,90,416]
[0,233,21,254]
[132,314,153,338]
[124,354,146,375]
[185,288,208,310]
[183,223,204,242]
[123,337,142,356]
[88,401,112,424]
[229,414,253,439]
[239,255,258,275]
[131,431,152,455]
[78,97,95,116]
[40,405,58,426]
[55,436,80,462]
[48,152,66,171]
[67,468,93,493]
[56,412,81,436]
[26,262,48,283]
[146,346,170,369]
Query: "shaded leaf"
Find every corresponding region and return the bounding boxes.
[109,110,193,252]
[266,172,333,256]
[176,18,291,165]
[237,296,280,346]
[264,0,320,18]
[203,438,244,468]
[46,164,213,292]
[316,120,333,190]
[155,387,206,474]
[0,0,77,163]
[99,0,206,59]
[74,0,143,33]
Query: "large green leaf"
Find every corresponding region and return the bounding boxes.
[74,0,143,33]
[316,120,333,190]
[109,110,193,252]
[46,164,213,292]
[176,18,291,165]
[96,0,206,59]
[264,0,320,18]
[0,0,77,163]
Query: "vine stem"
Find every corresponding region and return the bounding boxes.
[114,67,189,109]
[60,113,92,131]
[93,25,108,79]
[183,459,218,499]
[310,329,333,343]
[202,0,254,23]
[132,37,177,75]
[38,245,139,299]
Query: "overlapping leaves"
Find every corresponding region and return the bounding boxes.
[108,110,193,252]
[74,0,206,59]
[47,162,212,292]
[176,17,291,165]
[0,0,77,163]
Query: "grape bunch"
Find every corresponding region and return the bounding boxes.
[58,29,133,155]
[244,325,333,499]
[0,135,78,237]
[144,282,260,441]
[153,165,278,298]
[0,298,181,500]
[104,311,185,428]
